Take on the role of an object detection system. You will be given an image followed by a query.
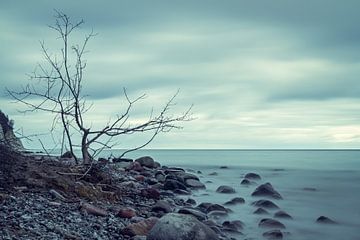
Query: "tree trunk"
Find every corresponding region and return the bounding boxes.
[81,130,91,165]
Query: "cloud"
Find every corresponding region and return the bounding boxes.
[1,1,360,149]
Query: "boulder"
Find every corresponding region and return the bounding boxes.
[135,156,156,168]
[60,151,74,159]
[117,207,136,218]
[151,200,173,214]
[206,204,228,213]
[251,183,282,199]
[178,207,207,221]
[185,179,206,189]
[254,207,270,215]
[222,220,244,233]
[252,200,279,209]
[240,179,252,185]
[141,187,161,200]
[164,179,187,191]
[80,203,108,217]
[216,185,236,194]
[224,197,245,205]
[263,230,283,239]
[147,213,219,240]
[274,210,292,219]
[316,216,337,224]
[259,218,286,229]
[185,198,196,205]
[245,172,261,180]
[122,217,159,236]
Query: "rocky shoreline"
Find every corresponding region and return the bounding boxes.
[0,147,340,240]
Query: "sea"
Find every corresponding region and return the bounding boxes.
[100,149,360,240]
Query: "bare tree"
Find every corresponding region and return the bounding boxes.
[8,11,192,165]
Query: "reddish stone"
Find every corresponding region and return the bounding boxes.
[122,217,159,236]
[135,175,145,182]
[80,203,108,217]
[117,207,136,218]
[141,188,160,200]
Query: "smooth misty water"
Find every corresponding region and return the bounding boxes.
[105,149,360,240]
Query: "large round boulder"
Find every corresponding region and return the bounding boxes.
[135,156,156,168]
[147,213,219,240]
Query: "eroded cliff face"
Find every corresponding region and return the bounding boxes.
[0,111,24,151]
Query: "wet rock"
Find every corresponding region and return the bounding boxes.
[141,187,161,200]
[274,210,292,219]
[251,183,282,199]
[164,167,185,175]
[117,207,136,218]
[135,175,145,182]
[259,218,286,229]
[135,156,156,168]
[163,179,187,191]
[151,200,173,214]
[224,197,245,205]
[316,216,337,224]
[60,151,74,159]
[185,179,206,189]
[80,203,108,217]
[216,185,235,194]
[240,179,252,185]
[147,213,219,240]
[197,202,213,213]
[252,200,279,209]
[263,230,283,239]
[222,220,244,233]
[173,189,191,195]
[122,217,159,237]
[178,207,207,221]
[206,204,228,213]
[254,207,270,215]
[209,172,218,176]
[245,172,261,180]
[185,198,196,205]
[208,210,228,218]
[220,166,228,169]
[127,162,144,172]
[155,171,166,182]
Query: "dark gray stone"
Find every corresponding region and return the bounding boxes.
[147,213,219,240]
[252,183,282,199]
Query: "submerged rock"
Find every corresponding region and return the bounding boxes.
[251,182,282,199]
[185,179,206,189]
[147,213,219,240]
[222,220,244,233]
[263,230,283,239]
[252,200,279,209]
[245,172,261,180]
[254,207,270,215]
[240,179,252,185]
[178,207,207,221]
[259,218,286,229]
[224,197,245,205]
[216,185,236,194]
[316,216,337,224]
[274,210,292,219]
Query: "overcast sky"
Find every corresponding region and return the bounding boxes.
[1,1,360,149]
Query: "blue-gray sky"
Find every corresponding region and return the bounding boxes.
[1,0,360,149]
